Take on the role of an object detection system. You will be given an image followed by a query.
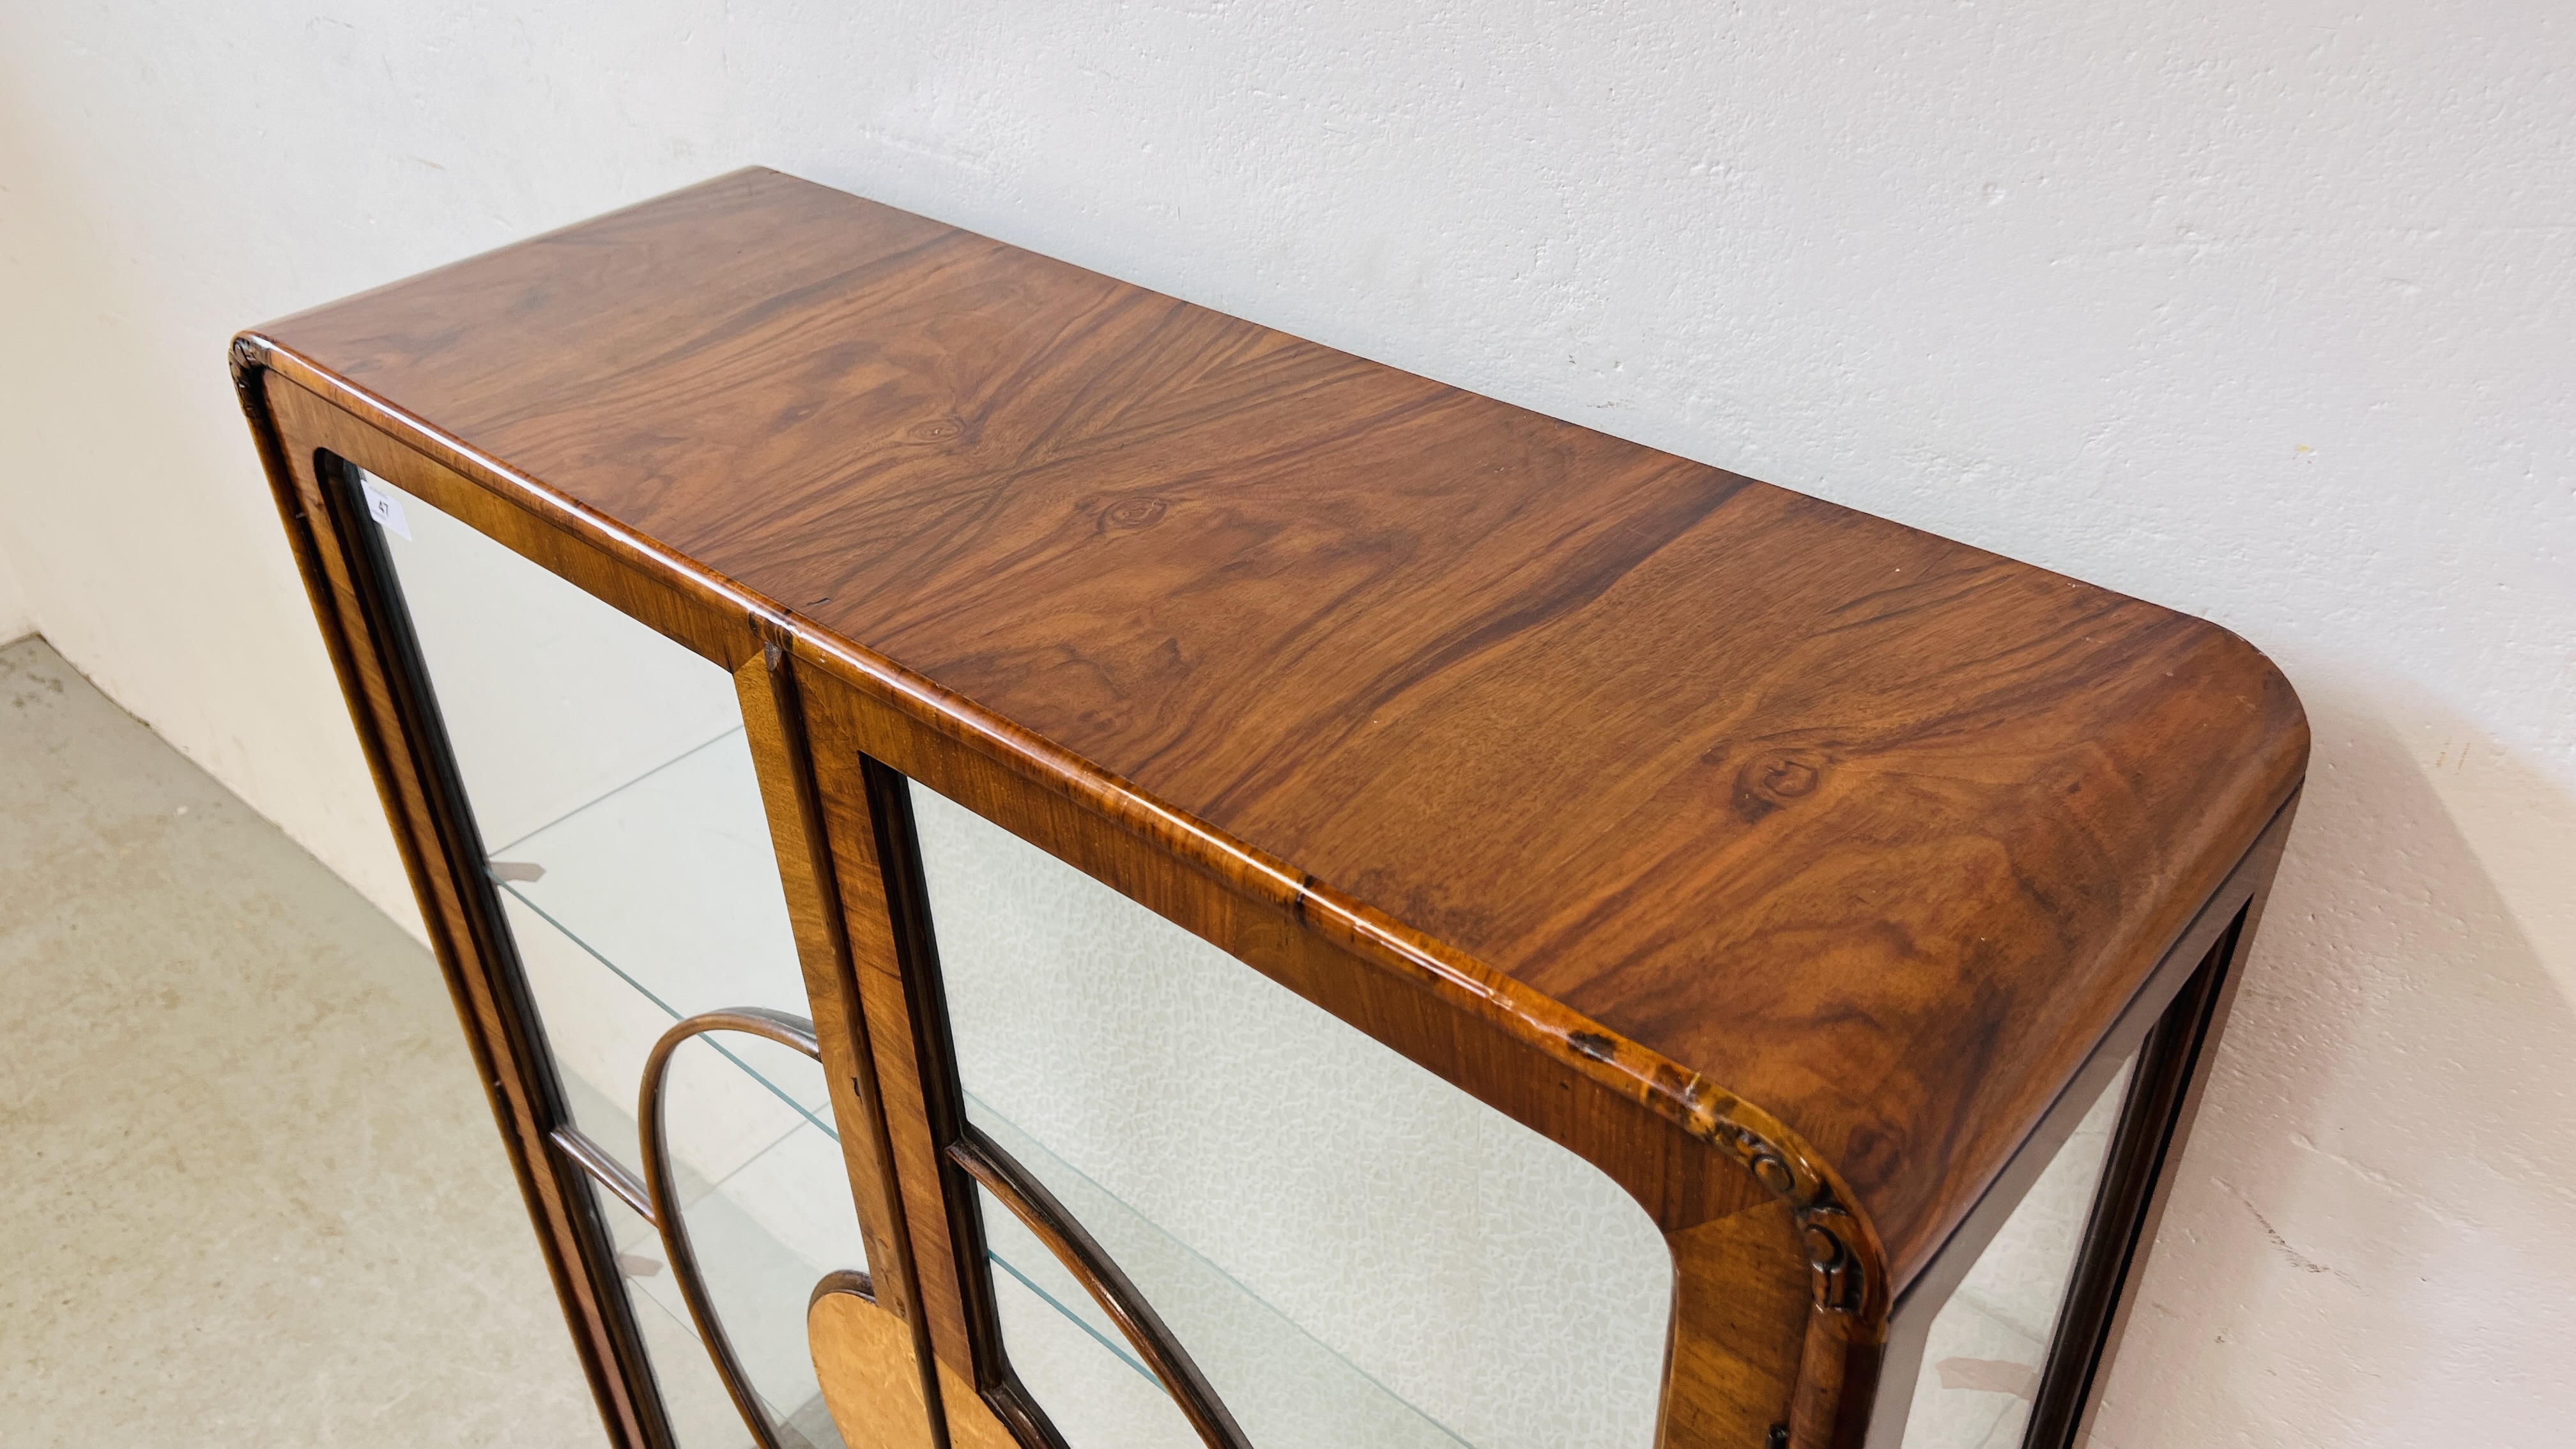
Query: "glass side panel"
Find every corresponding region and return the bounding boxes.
[595,1176,853,1449]
[1901,1055,2138,1449]
[909,779,1673,1449]
[356,470,863,1446]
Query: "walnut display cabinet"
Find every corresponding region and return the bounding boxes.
[232,169,2305,1449]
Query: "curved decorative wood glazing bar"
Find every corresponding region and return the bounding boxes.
[233,167,2306,1449]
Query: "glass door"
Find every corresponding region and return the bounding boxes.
[900,778,1678,1449]
[345,467,871,1448]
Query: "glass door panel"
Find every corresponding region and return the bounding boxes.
[657,1034,871,1448]
[593,1149,862,1449]
[594,1182,763,1446]
[353,469,861,1446]
[908,780,1674,1449]
[360,470,816,1179]
[974,1176,1205,1449]
[1899,1056,2137,1449]
[486,731,829,1183]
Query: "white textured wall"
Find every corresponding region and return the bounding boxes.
[1,4,2568,1445]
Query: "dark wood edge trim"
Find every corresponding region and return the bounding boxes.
[638,1007,828,1449]
[2020,914,2237,1448]
[555,1126,657,1224]
[949,1126,1254,1449]
[974,1377,1071,1449]
[859,758,1072,1449]
[230,335,1886,1273]
[233,348,666,1449]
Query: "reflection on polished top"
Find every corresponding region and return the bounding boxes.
[249,167,2308,1285]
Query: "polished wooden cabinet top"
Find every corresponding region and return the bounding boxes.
[250,167,2305,1285]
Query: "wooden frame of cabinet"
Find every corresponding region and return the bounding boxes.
[233,167,2307,1449]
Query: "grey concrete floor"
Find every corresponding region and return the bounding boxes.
[0,635,602,1446]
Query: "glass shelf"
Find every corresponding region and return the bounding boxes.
[483,723,831,1180]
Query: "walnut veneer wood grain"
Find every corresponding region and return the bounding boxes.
[809,1273,939,1449]
[735,649,923,1331]
[247,167,2306,1287]
[237,165,2307,1449]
